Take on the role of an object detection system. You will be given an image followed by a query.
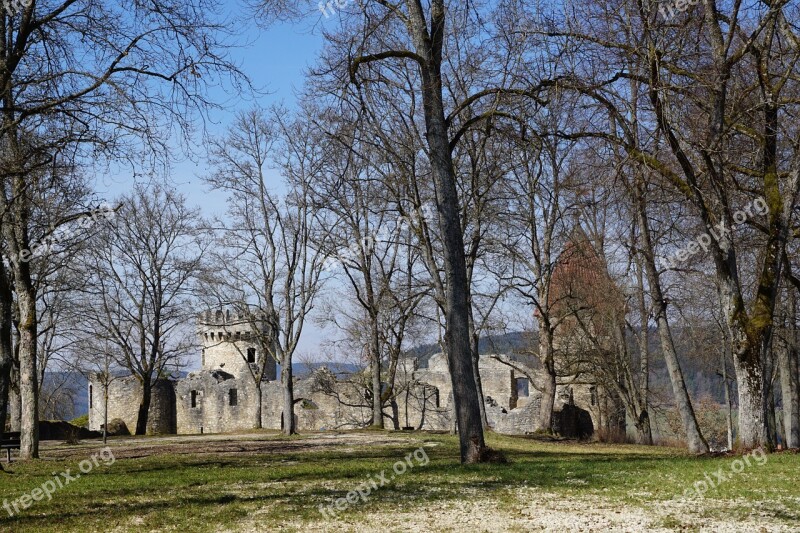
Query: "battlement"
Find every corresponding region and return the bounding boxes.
[197,306,277,379]
[197,306,274,340]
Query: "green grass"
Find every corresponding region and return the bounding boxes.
[0,431,798,531]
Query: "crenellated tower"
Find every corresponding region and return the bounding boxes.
[197,306,278,380]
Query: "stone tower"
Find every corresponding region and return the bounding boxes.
[197,306,277,380]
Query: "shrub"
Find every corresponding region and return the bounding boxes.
[70,414,89,428]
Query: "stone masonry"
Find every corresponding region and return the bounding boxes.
[89,306,601,437]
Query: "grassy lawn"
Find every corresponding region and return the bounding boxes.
[0,431,798,532]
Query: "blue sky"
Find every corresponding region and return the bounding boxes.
[98,5,327,206]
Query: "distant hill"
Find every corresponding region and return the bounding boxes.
[406,331,535,368]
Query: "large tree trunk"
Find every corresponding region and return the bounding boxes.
[732,341,769,449]
[537,326,556,433]
[422,91,485,462]
[135,376,152,436]
[281,356,295,435]
[16,288,38,458]
[403,0,486,464]
[778,288,799,448]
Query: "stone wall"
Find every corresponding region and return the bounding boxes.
[176,370,260,434]
[88,376,175,435]
[95,351,611,439]
[198,307,277,380]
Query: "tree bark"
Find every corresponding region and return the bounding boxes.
[281,356,295,435]
[732,345,768,449]
[8,375,20,432]
[537,327,556,433]
[721,336,734,450]
[135,376,152,436]
[371,325,383,428]
[254,384,263,429]
[16,287,38,458]
[469,322,488,428]
[0,260,10,433]
[778,288,800,448]
[103,383,108,445]
[778,342,800,448]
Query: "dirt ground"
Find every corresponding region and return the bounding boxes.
[38,430,418,461]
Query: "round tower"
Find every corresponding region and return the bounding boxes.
[197,306,277,380]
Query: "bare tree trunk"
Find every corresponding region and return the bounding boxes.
[405,15,485,463]
[17,289,38,458]
[0,261,10,433]
[732,343,769,450]
[281,356,295,435]
[469,322,487,428]
[135,376,152,436]
[635,189,708,453]
[0,355,8,432]
[8,375,20,432]
[371,327,383,428]
[721,338,734,450]
[103,383,109,445]
[254,384,263,429]
[613,322,652,445]
[537,326,556,433]
[635,260,650,423]
[767,384,778,448]
[778,291,800,448]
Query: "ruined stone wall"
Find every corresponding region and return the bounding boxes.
[95,350,605,439]
[88,377,138,433]
[88,376,175,435]
[259,376,375,431]
[176,370,260,434]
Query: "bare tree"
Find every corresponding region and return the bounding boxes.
[77,184,202,435]
[205,109,326,435]
[540,0,800,449]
